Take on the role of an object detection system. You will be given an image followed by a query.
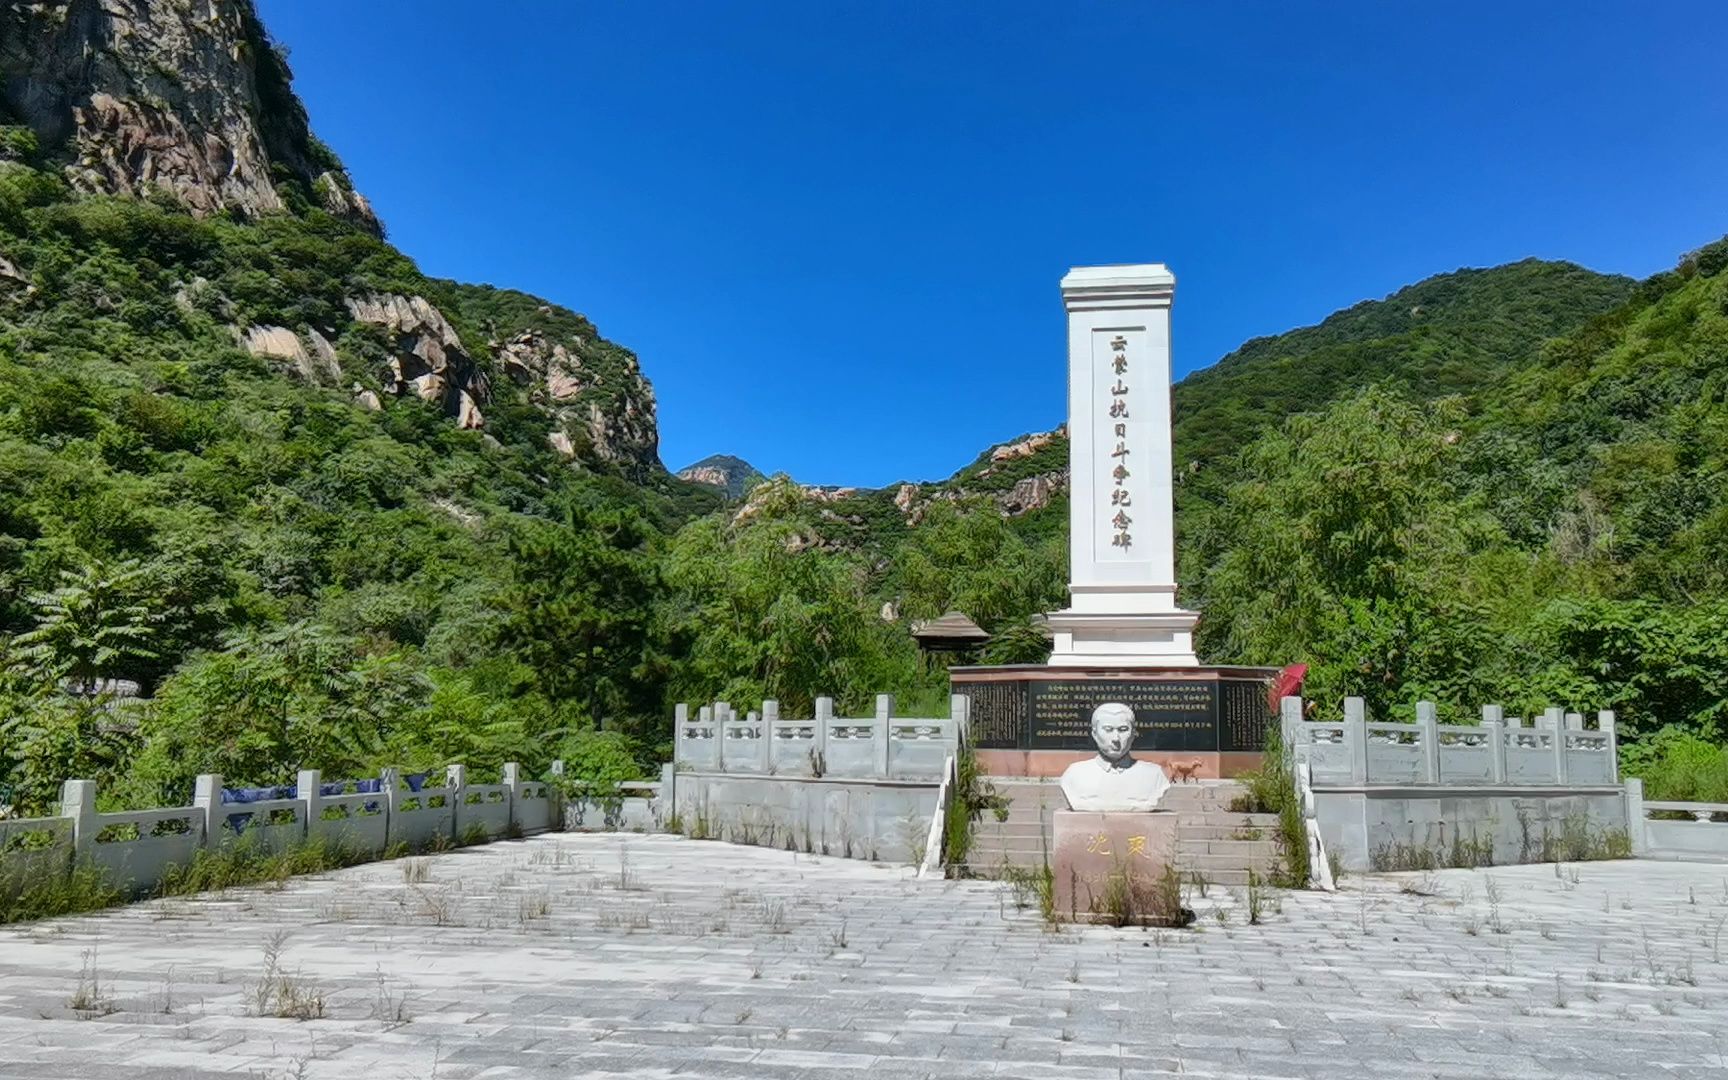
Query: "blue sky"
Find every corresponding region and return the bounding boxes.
[258,1,1728,487]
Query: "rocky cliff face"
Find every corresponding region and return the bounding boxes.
[0,0,378,231]
[1,0,672,479]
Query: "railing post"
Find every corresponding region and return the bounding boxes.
[59,779,98,860]
[1416,701,1440,784]
[549,759,566,829]
[297,769,321,844]
[446,764,466,842]
[1600,710,1618,782]
[815,696,834,775]
[1344,697,1368,785]
[1482,705,1507,784]
[949,693,971,746]
[760,700,777,773]
[502,763,522,832]
[716,701,734,773]
[1279,694,1304,752]
[1543,707,1567,784]
[193,773,224,850]
[379,767,399,849]
[875,693,894,777]
[658,761,675,830]
[1624,776,1646,855]
[673,703,689,768]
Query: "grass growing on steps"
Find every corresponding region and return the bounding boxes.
[1226,724,1311,889]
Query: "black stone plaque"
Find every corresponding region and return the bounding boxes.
[1028,680,1218,752]
[968,681,1027,749]
[1219,679,1272,752]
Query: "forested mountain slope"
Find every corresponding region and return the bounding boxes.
[0,0,716,814]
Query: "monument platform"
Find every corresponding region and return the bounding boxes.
[951,663,1279,779]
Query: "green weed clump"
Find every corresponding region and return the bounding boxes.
[156,835,367,896]
[1228,724,1311,889]
[0,862,124,924]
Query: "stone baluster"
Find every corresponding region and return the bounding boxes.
[1344,697,1368,785]
[875,693,894,778]
[1482,704,1507,784]
[814,696,834,776]
[1416,701,1440,785]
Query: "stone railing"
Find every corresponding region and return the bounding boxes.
[0,762,558,900]
[1286,698,1619,788]
[1624,781,1728,860]
[674,694,967,780]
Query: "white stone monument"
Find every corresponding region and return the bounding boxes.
[1044,264,1199,667]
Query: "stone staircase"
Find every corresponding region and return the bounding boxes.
[960,778,1283,886]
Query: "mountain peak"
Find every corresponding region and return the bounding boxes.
[677,455,766,499]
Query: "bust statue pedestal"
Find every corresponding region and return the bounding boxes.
[1051,810,1185,925]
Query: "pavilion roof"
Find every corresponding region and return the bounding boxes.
[910,611,991,647]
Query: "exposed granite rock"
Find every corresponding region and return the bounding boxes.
[998,469,1068,515]
[0,0,379,232]
[493,328,658,475]
[240,323,343,385]
[305,328,341,383]
[893,468,1068,522]
[988,426,1064,464]
[351,385,382,412]
[241,324,315,382]
[347,293,487,430]
[680,465,731,488]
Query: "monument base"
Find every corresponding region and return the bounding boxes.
[1051,810,1187,925]
[1043,608,1201,668]
[951,664,1280,779]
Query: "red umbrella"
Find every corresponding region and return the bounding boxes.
[1267,663,1309,712]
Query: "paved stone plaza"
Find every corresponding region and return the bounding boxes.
[1,835,1726,1079]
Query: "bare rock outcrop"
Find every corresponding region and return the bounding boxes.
[989,426,1064,463]
[494,329,659,475]
[680,465,731,488]
[347,294,486,430]
[997,469,1069,515]
[0,0,379,232]
[241,324,342,385]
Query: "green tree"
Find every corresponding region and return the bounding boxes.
[493,505,661,731]
[12,559,159,693]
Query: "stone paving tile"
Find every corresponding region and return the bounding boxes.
[2,836,1728,1077]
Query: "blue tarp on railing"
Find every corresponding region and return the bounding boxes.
[219,777,388,833]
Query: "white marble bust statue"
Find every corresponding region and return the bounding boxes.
[1059,703,1172,812]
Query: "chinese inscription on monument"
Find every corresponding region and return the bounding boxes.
[1108,333,1132,549]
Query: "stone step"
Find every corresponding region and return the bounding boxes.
[1177,868,1276,888]
[1179,823,1275,841]
[1174,812,1278,828]
[1175,851,1280,875]
[974,825,1050,843]
[1176,839,1281,858]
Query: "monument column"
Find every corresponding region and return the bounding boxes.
[1045,264,1199,666]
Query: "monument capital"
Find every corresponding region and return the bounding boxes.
[1059,264,1175,312]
